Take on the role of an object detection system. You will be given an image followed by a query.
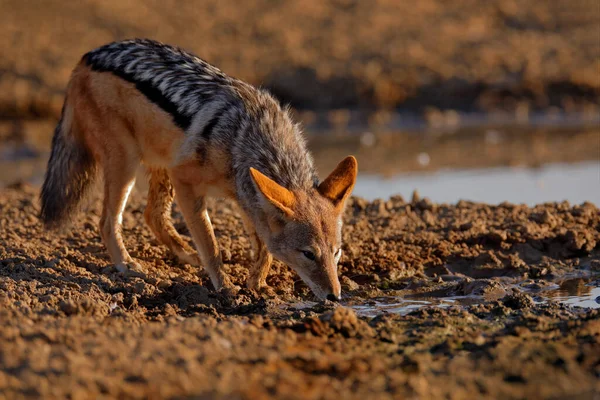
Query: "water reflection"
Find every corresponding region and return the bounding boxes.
[525,276,600,309]
[351,296,482,318]
[354,161,600,205]
[350,275,600,318]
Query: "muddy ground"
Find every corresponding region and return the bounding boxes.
[2,0,600,120]
[0,184,599,399]
[2,1,599,398]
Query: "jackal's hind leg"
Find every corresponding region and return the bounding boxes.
[144,169,200,266]
[99,160,141,275]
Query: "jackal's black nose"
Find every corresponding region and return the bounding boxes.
[326,294,341,302]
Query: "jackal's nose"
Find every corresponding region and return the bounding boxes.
[326,293,341,302]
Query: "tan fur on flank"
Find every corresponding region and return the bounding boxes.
[40,39,358,300]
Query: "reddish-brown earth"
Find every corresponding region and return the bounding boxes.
[1,1,600,397]
[1,185,598,399]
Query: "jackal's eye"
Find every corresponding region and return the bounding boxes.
[301,250,316,261]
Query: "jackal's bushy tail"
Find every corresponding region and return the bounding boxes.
[40,103,97,228]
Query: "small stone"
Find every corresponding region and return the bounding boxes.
[59,299,78,316]
[415,197,434,211]
[411,190,420,203]
[133,281,147,294]
[472,335,486,346]
[101,266,114,274]
[502,292,534,310]
[369,199,388,216]
[390,194,405,204]
[111,293,125,303]
[221,248,232,262]
[352,198,368,211]
[157,279,173,289]
[422,210,435,225]
[341,276,360,291]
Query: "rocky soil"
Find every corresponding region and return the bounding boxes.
[2,1,599,398]
[1,185,599,399]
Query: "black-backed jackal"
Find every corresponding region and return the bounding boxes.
[40,39,357,301]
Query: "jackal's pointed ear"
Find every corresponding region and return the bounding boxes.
[249,168,296,217]
[318,156,358,210]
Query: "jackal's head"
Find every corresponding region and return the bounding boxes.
[250,156,358,301]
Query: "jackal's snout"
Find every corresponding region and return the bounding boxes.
[326,294,341,302]
[292,258,341,302]
[324,276,342,302]
[321,254,342,301]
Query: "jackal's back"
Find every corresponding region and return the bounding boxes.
[83,39,318,209]
[84,39,234,131]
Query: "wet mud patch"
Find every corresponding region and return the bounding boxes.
[0,185,599,398]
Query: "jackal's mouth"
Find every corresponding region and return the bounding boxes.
[292,267,340,301]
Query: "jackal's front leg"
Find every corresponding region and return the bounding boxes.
[171,180,229,290]
[248,238,273,291]
[241,215,273,290]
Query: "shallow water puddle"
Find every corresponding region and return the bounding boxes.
[537,286,600,309]
[521,275,600,309]
[347,274,600,318]
[348,295,484,318]
[354,161,600,205]
[349,296,478,317]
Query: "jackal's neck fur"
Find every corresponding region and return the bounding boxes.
[84,39,317,210]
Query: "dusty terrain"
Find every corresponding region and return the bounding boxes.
[1,184,599,399]
[2,0,599,120]
[1,1,599,398]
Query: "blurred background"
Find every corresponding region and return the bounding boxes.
[1,0,599,204]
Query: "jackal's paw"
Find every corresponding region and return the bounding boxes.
[257,285,277,298]
[246,277,266,291]
[115,261,147,278]
[247,279,276,297]
[176,252,201,266]
[220,274,241,291]
[217,284,241,298]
